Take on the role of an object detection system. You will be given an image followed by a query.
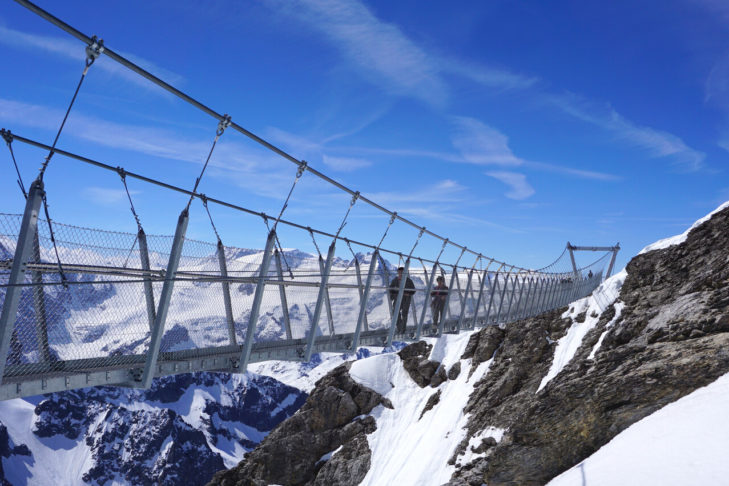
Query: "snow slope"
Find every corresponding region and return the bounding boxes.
[547,372,729,486]
[349,332,496,485]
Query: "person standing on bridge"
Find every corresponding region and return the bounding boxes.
[430,275,448,332]
[389,266,416,334]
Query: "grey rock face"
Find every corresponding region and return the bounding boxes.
[398,340,448,387]
[207,362,389,486]
[448,205,729,485]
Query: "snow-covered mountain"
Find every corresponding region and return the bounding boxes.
[2,200,728,485]
[210,200,729,485]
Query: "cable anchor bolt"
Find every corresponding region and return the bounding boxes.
[85,35,105,67]
[216,114,232,136]
[296,160,308,179]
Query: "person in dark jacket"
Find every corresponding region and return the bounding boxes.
[389,266,416,334]
[430,275,448,331]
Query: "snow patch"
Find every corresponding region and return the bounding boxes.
[639,200,729,255]
[547,371,729,486]
[456,426,505,467]
[538,271,626,392]
[352,331,492,486]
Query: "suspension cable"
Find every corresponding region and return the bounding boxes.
[334,191,359,239]
[186,115,230,211]
[261,214,293,278]
[407,226,426,259]
[39,193,68,287]
[272,161,306,232]
[12,0,547,272]
[308,227,322,257]
[201,195,222,243]
[38,36,103,181]
[377,212,397,250]
[5,131,562,275]
[117,167,143,232]
[1,130,27,198]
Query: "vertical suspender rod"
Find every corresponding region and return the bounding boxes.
[140,209,188,388]
[305,241,336,361]
[274,250,293,341]
[240,230,277,370]
[217,240,238,346]
[138,229,156,331]
[0,179,44,383]
[351,250,378,351]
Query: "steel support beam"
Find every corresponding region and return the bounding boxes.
[352,257,369,332]
[606,244,620,279]
[503,273,521,324]
[217,240,238,346]
[138,229,156,331]
[439,265,458,336]
[317,255,335,336]
[0,180,44,383]
[140,209,189,388]
[305,241,336,361]
[456,268,474,332]
[274,250,292,341]
[567,242,579,280]
[240,230,276,370]
[352,251,378,351]
[472,265,490,328]
[494,268,513,326]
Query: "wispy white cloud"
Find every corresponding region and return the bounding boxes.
[522,160,620,181]
[364,179,467,206]
[271,0,448,107]
[0,98,299,199]
[449,116,524,166]
[547,93,705,172]
[485,171,535,200]
[0,23,184,91]
[82,186,138,205]
[438,57,539,91]
[322,155,372,171]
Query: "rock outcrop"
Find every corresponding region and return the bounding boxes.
[207,362,391,486]
[449,204,729,485]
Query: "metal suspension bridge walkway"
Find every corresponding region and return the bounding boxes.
[0,1,619,401]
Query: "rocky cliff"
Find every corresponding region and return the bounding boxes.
[210,203,729,485]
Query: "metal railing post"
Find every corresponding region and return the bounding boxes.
[504,272,522,324]
[493,267,514,325]
[439,265,459,336]
[352,255,369,332]
[472,261,492,328]
[218,240,238,346]
[317,255,335,336]
[483,263,503,325]
[138,229,156,331]
[140,209,188,388]
[456,268,475,332]
[416,261,438,339]
[386,258,411,346]
[240,230,276,370]
[378,254,393,319]
[525,276,543,318]
[606,244,620,279]
[305,241,336,361]
[352,250,378,351]
[0,179,44,383]
[31,230,51,363]
[274,250,293,341]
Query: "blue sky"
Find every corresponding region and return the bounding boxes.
[0,0,727,273]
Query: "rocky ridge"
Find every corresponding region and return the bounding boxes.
[209,203,729,485]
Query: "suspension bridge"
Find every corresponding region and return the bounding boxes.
[0,0,619,401]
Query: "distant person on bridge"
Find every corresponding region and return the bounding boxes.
[389,266,416,334]
[430,275,448,331]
